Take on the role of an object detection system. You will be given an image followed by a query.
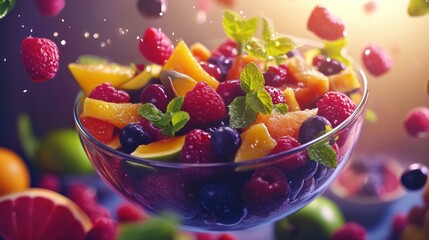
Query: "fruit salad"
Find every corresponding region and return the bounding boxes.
[72,8,368,230]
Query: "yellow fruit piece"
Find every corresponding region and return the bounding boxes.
[0,147,30,196]
[172,76,198,97]
[131,135,186,161]
[69,63,135,95]
[283,88,301,112]
[81,98,142,128]
[234,123,277,163]
[119,64,162,90]
[255,108,317,140]
[286,56,329,109]
[190,42,211,62]
[329,67,361,93]
[163,41,219,89]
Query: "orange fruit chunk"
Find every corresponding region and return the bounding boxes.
[255,108,317,140]
[163,41,219,89]
[0,188,92,240]
[0,147,30,197]
[234,123,276,163]
[81,97,142,128]
[329,67,361,93]
[283,87,301,112]
[190,42,211,62]
[225,55,263,81]
[286,56,329,109]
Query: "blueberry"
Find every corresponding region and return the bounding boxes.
[137,0,167,19]
[199,183,246,225]
[317,57,345,76]
[211,126,241,160]
[298,115,332,144]
[119,123,153,153]
[401,163,428,190]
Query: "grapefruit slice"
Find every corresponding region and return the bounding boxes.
[0,188,92,240]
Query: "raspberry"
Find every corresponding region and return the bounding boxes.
[88,83,130,103]
[307,5,346,41]
[34,0,65,17]
[116,201,147,223]
[38,174,61,192]
[331,222,367,240]
[391,213,407,235]
[216,79,245,106]
[214,39,238,59]
[180,129,220,164]
[139,27,173,65]
[269,136,308,173]
[317,91,356,127]
[85,217,118,240]
[264,86,286,104]
[195,232,216,240]
[403,107,429,138]
[182,82,227,129]
[362,44,392,76]
[217,233,238,240]
[20,37,59,82]
[80,116,115,143]
[263,65,289,88]
[200,61,222,81]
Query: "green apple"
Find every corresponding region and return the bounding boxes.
[408,0,429,16]
[274,196,344,240]
[37,128,93,174]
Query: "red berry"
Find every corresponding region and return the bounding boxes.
[195,232,216,240]
[182,82,227,129]
[403,107,429,138]
[264,86,286,104]
[200,61,222,81]
[85,217,118,240]
[269,136,308,173]
[307,5,346,41]
[68,183,110,223]
[116,202,147,223]
[35,0,65,17]
[21,37,59,82]
[88,83,130,103]
[139,27,173,65]
[38,174,61,192]
[263,65,288,88]
[140,83,169,112]
[362,44,392,76]
[317,91,356,127]
[180,129,220,164]
[216,79,245,106]
[80,116,115,143]
[312,54,326,67]
[391,213,407,235]
[139,118,166,141]
[331,222,367,240]
[214,39,238,59]
[217,233,238,240]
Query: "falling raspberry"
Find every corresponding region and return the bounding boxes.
[362,44,392,76]
[403,107,429,138]
[35,0,65,17]
[21,37,59,82]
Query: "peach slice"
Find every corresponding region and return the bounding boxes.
[329,67,361,93]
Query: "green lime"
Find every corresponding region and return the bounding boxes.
[37,129,93,174]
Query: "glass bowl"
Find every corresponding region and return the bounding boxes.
[73,43,369,231]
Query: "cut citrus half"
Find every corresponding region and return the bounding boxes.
[69,63,135,95]
[0,188,92,240]
[131,135,186,162]
[119,64,162,90]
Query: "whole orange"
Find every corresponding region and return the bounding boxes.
[0,147,30,196]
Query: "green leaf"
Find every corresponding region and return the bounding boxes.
[274,103,289,114]
[171,111,190,135]
[240,62,265,93]
[78,55,109,65]
[321,38,352,66]
[139,104,163,123]
[0,0,16,19]
[308,142,337,168]
[365,108,378,123]
[247,90,273,115]
[167,96,184,113]
[17,113,39,162]
[262,17,275,42]
[229,96,258,128]
[244,39,267,60]
[266,35,301,59]
[118,215,178,240]
[222,10,259,48]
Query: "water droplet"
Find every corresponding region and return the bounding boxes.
[18,14,21,18]
[21,25,24,28]
[106,39,112,44]
[103,18,107,22]
[171,32,175,36]
[100,42,106,48]
[93,33,99,39]
[61,19,65,22]
[53,32,59,37]
[118,28,128,36]
[30,29,33,33]
[84,32,90,38]
[23,89,28,93]
[196,11,207,24]
[3,58,6,62]
[61,40,66,45]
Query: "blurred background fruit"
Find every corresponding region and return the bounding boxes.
[0,147,30,196]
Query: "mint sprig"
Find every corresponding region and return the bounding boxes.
[222,9,259,55]
[139,97,189,137]
[245,17,301,69]
[308,142,337,168]
[229,63,276,128]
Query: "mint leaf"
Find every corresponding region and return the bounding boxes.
[244,39,267,60]
[222,10,259,54]
[229,96,258,128]
[118,215,178,240]
[265,35,301,58]
[139,104,163,123]
[321,38,352,66]
[240,62,265,93]
[308,142,337,168]
[274,103,289,114]
[247,90,273,114]
[171,111,189,134]
[262,17,275,42]
[166,96,184,113]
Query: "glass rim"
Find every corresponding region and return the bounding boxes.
[73,43,369,169]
